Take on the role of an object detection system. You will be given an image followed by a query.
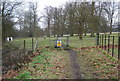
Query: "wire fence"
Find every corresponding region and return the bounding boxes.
[7,33,120,60]
[97,33,120,60]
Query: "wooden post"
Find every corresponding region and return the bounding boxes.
[102,35,103,49]
[99,35,101,46]
[66,36,69,47]
[32,38,34,52]
[24,40,25,50]
[97,33,99,45]
[112,36,114,57]
[118,36,120,60]
[108,36,110,53]
[105,35,106,50]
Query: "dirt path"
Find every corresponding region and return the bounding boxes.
[67,50,83,79]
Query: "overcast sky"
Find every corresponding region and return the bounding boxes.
[24,0,70,12]
[22,0,120,16]
[23,0,120,12]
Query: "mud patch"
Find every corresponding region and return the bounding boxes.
[67,50,83,79]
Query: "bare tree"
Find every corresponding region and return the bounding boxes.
[43,6,53,37]
[1,1,22,42]
[103,2,117,34]
[65,2,77,36]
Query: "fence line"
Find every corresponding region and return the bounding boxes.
[8,34,120,60]
[97,34,120,60]
[13,38,38,53]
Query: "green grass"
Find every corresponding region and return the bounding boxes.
[98,47,118,60]
[37,37,56,48]
[69,36,96,48]
[14,48,55,79]
[16,71,32,79]
[108,48,118,60]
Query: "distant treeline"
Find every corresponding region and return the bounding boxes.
[1,1,118,42]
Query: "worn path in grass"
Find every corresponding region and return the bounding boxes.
[67,49,83,79]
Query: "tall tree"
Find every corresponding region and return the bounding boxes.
[43,6,53,37]
[1,1,22,42]
[103,2,117,34]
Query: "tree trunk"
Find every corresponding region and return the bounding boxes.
[57,35,60,37]
[61,34,63,37]
[79,33,83,40]
[109,18,112,34]
[110,31,112,34]
[2,2,5,43]
[47,18,50,37]
[70,34,73,36]
[90,32,95,37]
[109,25,112,34]
[84,33,86,36]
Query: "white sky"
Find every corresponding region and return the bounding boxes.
[22,0,120,15]
[24,0,70,12]
[9,0,120,12]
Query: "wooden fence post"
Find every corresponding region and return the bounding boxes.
[66,36,69,47]
[24,40,25,50]
[97,33,99,45]
[102,35,103,49]
[99,35,101,46]
[32,38,34,52]
[108,36,110,53]
[118,36,120,60]
[105,35,106,50]
[34,38,38,52]
[112,36,114,57]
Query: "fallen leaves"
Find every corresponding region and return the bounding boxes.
[75,48,118,79]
